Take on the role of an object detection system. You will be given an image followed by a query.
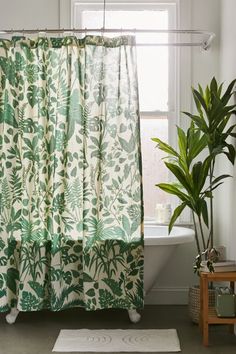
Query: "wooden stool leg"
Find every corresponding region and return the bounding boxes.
[229,324,234,334]
[199,275,203,330]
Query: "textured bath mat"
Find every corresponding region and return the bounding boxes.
[52,329,181,352]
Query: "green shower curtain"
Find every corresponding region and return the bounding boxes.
[0,35,144,312]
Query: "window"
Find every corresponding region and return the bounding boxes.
[72,0,179,220]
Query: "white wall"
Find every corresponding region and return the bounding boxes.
[148,0,221,304]
[215,0,236,260]
[0,0,222,304]
[191,0,221,87]
[0,0,60,29]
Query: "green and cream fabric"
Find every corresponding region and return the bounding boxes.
[0,36,144,312]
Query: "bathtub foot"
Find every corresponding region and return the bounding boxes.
[6,308,19,324]
[128,309,141,323]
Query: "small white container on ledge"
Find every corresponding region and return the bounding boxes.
[155,203,172,223]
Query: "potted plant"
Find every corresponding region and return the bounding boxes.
[152,77,236,322]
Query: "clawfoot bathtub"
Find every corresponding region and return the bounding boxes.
[6,224,194,324]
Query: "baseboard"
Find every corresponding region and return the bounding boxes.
[144,286,189,305]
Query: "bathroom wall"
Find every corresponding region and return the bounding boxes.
[0,0,222,304]
[215,0,236,261]
[191,0,221,88]
[0,0,60,29]
[147,0,221,304]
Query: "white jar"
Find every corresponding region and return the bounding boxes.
[155,203,172,223]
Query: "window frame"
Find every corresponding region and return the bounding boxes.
[71,0,178,116]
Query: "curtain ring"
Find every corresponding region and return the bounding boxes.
[38,31,46,38]
[66,29,73,37]
[10,28,13,41]
[21,28,25,39]
[62,28,66,37]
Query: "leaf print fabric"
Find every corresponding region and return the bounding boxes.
[0,35,144,312]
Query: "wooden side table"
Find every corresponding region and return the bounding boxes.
[200,271,236,346]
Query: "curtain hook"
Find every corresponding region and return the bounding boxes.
[66,30,72,37]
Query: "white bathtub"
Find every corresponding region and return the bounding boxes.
[144,223,195,294]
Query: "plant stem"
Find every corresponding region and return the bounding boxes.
[198,214,206,251]
[192,211,201,256]
[207,158,215,250]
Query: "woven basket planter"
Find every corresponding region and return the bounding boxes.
[188,285,215,323]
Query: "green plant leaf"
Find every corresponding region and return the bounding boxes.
[221,79,236,105]
[183,112,208,132]
[192,162,203,190]
[210,77,218,94]
[192,89,208,115]
[164,162,193,194]
[200,199,209,227]
[168,202,187,233]
[226,143,236,164]
[152,137,179,157]
[157,183,190,202]
[199,157,211,189]
[189,134,208,162]
[177,126,187,160]
[210,174,231,187]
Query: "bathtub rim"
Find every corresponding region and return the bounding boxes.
[144,224,195,246]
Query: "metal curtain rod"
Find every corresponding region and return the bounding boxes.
[0,28,215,49]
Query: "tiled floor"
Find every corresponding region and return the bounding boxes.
[0,305,236,354]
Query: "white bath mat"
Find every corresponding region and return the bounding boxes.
[52,329,181,352]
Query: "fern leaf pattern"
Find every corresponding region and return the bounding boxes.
[0,35,143,312]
